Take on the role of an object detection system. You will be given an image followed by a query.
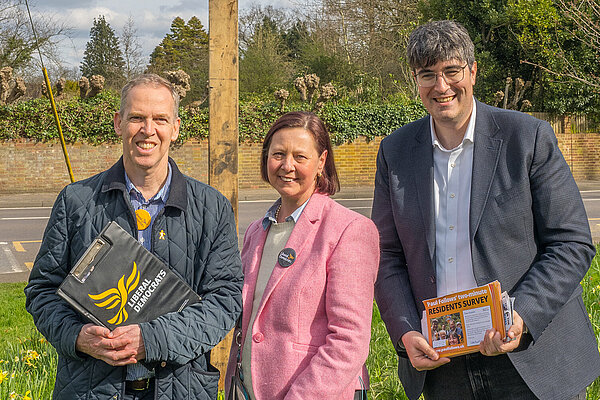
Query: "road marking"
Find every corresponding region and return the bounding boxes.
[13,240,42,252]
[0,243,27,274]
[333,198,374,201]
[348,206,373,210]
[0,206,52,211]
[25,262,33,270]
[0,216,49,220]
[239,197,374,203]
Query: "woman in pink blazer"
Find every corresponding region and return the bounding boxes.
[225,111,379,399]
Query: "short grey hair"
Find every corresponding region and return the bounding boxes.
[407,20,475,71]
[120,73,180,119]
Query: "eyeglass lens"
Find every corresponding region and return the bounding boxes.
[416,65,467,87]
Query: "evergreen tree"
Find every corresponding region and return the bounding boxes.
[148,16,209,104]
[240,17,294,94]
[80,15,125,87]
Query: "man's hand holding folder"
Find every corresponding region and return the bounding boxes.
[479,310,525,356]
[76,323,146,366]
[401,331,451,371]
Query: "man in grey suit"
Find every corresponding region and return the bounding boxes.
[372,20,600,400]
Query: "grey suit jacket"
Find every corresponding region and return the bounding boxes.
[372,100,600,400]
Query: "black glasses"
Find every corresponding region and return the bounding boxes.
[414,64,469,87]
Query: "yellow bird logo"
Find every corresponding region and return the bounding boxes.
[88,262,140,325]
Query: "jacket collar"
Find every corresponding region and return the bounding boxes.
[469,100,502,241]
[101,157,187,211]
[411,117,435,264]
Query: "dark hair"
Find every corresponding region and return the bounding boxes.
[260,111,339,195]
[407,20,475,71]
[120,73,180,119]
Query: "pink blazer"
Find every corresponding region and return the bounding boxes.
[225,193,380,399]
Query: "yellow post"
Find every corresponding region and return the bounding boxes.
[208,0,239,390]
[43,69,75,183]
[25,0,74,183]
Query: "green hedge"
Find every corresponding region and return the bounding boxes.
[0,93,426,145]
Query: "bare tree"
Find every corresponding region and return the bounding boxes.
[522,0,600,90]
[239,4,292,51]
[120,15,145,80]
[559,0,600,52]
[0,0,70,73]
[299,0,419,97]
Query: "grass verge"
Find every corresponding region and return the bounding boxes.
[2,255,599,399]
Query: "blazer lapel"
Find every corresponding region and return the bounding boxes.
[412,118,436,265]
[470,101,503,242]
[255,193,324,316]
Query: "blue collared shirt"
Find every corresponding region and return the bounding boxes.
[123,165,172,380]
[124,165,172,251]
[262,197,310,230]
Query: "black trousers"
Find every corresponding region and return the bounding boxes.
[423,352,586,400]
[354,389,368,400]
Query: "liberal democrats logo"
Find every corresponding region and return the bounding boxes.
[88,262,141,325]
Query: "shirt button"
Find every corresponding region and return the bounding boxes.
[450,193,456,198]
[160,361,167,368]
[449,225,455,230]
[253,333,264,343]
[448,257,454,263]
[450,163,456,168]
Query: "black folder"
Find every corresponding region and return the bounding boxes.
[57,221,200,330]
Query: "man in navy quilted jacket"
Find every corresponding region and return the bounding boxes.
[25,74,243,399]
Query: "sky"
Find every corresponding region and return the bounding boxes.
[29,0,295,72]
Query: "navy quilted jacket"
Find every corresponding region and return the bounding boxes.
[25,158,243,399]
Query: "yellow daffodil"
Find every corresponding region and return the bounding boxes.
[9,392,16,399]
[0,370,8,383]
[24,390,32,400]
[22,350,40,367]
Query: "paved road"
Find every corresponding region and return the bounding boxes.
[2,185,600,283]
[0,192,373,282]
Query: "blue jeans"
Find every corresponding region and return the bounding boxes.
[423,352,585,400]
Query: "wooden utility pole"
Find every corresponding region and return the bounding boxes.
[208,0,239,388]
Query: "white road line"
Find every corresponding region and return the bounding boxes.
[1,216,49,220]
[333,198,374,201]
[239,197,374,203]
[239,199,277,203]
[0,206,52,210]
[0,243,26,274]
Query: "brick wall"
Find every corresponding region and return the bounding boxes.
[557,133,600,180]
[1,133,598,193]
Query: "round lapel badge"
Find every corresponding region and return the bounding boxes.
[135,209,151,231]
[278,248,296,268]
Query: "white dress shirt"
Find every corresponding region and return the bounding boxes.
[431,100,478,297]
